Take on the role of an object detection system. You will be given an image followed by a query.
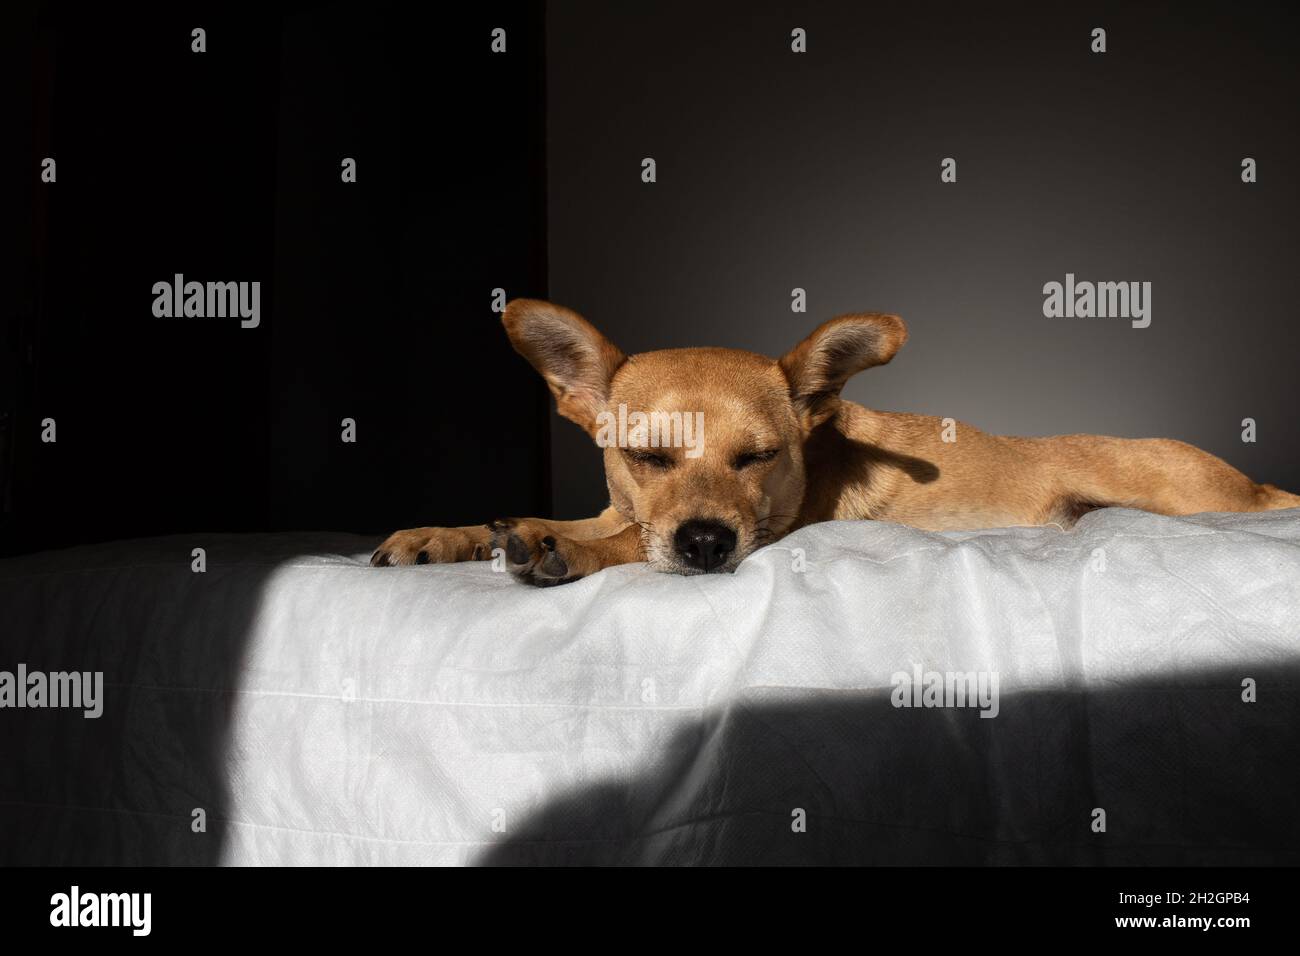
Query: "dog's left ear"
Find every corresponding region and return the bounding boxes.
[779,313,907,429]
[502,299,627,437]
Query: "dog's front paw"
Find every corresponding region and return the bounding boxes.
[370,526,490,566]
[488,519,595,587]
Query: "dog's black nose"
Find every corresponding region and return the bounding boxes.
[674,519,737,572]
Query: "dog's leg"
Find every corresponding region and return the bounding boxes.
[488,520,643,587]
[1047,436,1300,520]
[522,507,633,541]
[370,507,631,567]
[1258,484,1300,510]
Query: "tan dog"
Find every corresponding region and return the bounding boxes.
[371,299,1300,585]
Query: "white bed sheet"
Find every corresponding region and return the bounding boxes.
[2,508,1298,865]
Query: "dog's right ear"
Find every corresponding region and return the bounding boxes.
[502,299,626,437]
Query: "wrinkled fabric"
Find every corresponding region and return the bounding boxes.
[1,508,1298,865]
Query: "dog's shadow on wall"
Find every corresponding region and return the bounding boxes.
[477,666,1300,866]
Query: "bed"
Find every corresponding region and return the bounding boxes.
[2,507,1298,865]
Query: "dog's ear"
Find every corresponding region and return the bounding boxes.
[502,299,626,436]
[779,313,907,429]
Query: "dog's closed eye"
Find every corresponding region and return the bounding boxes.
[732,449,779,470]
[626,449,674,470]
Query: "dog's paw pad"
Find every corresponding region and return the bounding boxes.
[538,546,568,578]
[490,523,585,586]
[504,533,532,566]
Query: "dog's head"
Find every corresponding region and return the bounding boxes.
[502,299,907,574]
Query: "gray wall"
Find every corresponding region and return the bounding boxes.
[545,0,1299,518]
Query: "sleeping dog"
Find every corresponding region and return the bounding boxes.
[371,299,1299,585]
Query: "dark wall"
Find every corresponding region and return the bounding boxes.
[2,1,549,556]
[268,2,550,533]
[545,0,1300,518]
[16,6,281,551]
